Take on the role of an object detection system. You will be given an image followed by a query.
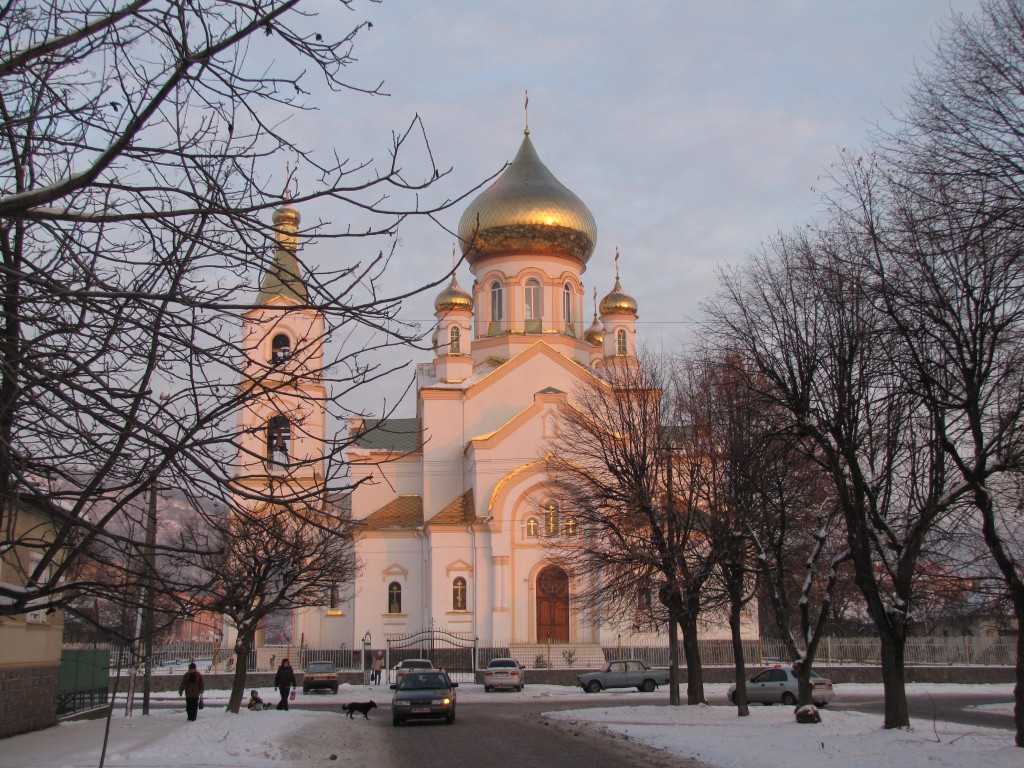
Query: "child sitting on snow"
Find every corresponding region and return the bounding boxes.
[247,689,266,711]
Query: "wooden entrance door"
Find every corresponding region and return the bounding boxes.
[536,565,569,642]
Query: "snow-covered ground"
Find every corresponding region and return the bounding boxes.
[0,683,1017,768]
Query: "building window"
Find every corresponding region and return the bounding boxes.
[563,283,574,335]
[26,553,48,624]
[616,328,628,356]
[452,577,467,611]
[449,325,461,355]
[526,517,539,537]
[489,280,503,335]
[388,582,402,614]
[525,278,542,332]
[329,584,340,610]
[544,502,559,536]
[271,333,291,364]
[638,586,653,611]
[267,415,291,466]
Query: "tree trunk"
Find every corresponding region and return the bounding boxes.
[878,628,909,729]
[728,599,749,716]
[227,632,254,714]
[680,605,705,704]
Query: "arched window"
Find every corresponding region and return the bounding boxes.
[452,577,467,611]
[525,278,542,332]
[271,333,291,364]
[449,325,461,355]
[388,582,402,614]
[563,283,574,335]
[267,415,291,466]
[489,280,503,335]
[544,502,559,536]
[616,328,628,356]
[526,517,539,537]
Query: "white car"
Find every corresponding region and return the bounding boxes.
[393,658,434,686]
[728,666,835,706]
[482,658,525,692]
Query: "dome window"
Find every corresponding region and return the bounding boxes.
[616,328,628,356]
[449,325,461,355]
[271,334,291,364]
[525,278,542,333]
[563,283,574,336]
[489,280,504,336]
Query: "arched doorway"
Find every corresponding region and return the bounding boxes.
[536,565,569,642]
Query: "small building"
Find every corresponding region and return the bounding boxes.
[0,495,65,738]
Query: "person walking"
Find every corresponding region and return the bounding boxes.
[371,652,384,686]
[274,658,297,710]
[178,662,204,721]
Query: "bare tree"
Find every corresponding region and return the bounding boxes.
[707,226,962,729]
[168,492,355,713]
[671,352,760,715]
[842,0,1024,743]
[0,0,461,626]
[545,355,717,706]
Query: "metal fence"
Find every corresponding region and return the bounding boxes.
[84,635,1016,675]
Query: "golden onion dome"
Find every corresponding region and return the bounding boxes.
[272,202,300,228]
[457,132,597,266]
[600,277,638,317]
[584,315,604,346]
[434,274,474,313]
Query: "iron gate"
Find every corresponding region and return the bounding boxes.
[386,629,478,684]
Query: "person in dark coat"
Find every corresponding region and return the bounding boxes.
[178,662,205,721]
[274,658,296,710]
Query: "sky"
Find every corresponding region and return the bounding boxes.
[2,682,1018,768]
[274,0,987,417]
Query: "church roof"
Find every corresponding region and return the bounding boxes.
[457,132,597,266]
[429,490,480,525]
[351,418,422,453]
[362,495,423,529]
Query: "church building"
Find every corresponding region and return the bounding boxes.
[240,128,749,657]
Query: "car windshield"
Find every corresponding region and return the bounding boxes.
[402,661,431,669]
[306,663,333,673]
[399,673,448,690]
[489,660,516,668]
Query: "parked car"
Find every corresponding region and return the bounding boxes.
[393,658,434,686]
[482,658,525,692]
[577,659,671,693]
[391,670,458,726]
[302,660,339,694]
[727,666,835,706]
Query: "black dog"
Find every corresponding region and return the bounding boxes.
[344,701,377,719]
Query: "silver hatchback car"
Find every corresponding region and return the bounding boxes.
[727,666,835,706]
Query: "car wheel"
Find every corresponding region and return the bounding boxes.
[586,680,602,694]
[729,691,737,705]
[332,686,338,694]
[639,679,656,693]
[484,685,491,693]
[446,713,455,724]
[302,686,308,694]
[392,717,401,727]
[782,692,797,706]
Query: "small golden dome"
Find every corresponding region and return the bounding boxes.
[272,202,300,228]
[434,274,474,313]
[584,316,604,346]
[600,277,638,317]
[457,133,597,266]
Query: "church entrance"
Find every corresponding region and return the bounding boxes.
[536,565,569,643]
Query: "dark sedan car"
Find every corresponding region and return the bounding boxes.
[391,670,458,726]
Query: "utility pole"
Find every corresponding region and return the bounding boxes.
[140,479,158,715]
